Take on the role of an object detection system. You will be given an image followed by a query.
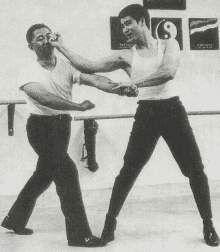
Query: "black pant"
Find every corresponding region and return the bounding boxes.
[107,97,212,220]
[5,114,91,240]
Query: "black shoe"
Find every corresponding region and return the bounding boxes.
[101,231,115,243]
[204,226,220,247]
[68,235,107,247]
[101,214,117,242]
[1,216,33,235]
[13,228,33,235]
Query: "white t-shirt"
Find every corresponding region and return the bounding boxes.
[18,57,81,115]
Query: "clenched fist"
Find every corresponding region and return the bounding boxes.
[80,100,95,111]
[122,84,139,97]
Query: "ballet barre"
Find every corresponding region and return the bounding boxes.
[1,99,220,136]
[74,110,220,121]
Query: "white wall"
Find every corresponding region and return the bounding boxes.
[0,0,220,195]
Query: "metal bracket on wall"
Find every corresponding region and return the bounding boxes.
[0,100,26,136]
[7,104,15,136]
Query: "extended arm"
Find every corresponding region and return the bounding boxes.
[50,34,126,73]
[80,74,122,95]
[79,73,138,97]
[22,82,95,111]
[49,34,137,96]
[57,45,125,74]
[134,38,180,88]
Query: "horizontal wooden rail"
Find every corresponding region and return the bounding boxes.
[74,110,220,121]
[0,100,26,105]
[74,114,135,121]
[1,100,220,135]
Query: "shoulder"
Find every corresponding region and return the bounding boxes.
[159,39,180,57]
[58,56,77,70]
[18,61,44,90]
[57,56,70,66]
[163,38,180,51]
[114,48,133,63]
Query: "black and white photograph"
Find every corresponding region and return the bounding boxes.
[0,1,220,252]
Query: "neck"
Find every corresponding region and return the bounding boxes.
[37,53,57,70]
[136,29,156,50]
[37,53,55,63]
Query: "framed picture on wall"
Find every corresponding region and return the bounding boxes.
[151,18,183,50]
[143,0,186,10]
[189,18,219,50]
[110,16,134,50]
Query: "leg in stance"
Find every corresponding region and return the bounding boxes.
[1,116,53,235]
[102,104,161,242]
[1,165,52,235]
[162,100,219,247]
[50,115,106,247]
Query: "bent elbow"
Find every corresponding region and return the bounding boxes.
[168,73,175,81]
[167,69,177,81]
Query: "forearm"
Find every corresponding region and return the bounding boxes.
[134,68,176,88]
[40,93,82,111]
[27,91,82,111]
[80,74,122,95]
[57,44,95,73]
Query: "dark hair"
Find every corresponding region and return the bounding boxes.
[118,4,150,29]
[26,23,52,43]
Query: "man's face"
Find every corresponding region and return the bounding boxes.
[120,16,143,43]
[29,27,54,57]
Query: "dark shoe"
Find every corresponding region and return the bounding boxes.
[13,228,33,235]
[204,226,220,247]
[101,214,117,242]
[101,231,115,243]
[68,235,107,247]
[1,216,33,235]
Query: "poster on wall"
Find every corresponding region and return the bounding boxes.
[143,0,186,10]
[151,18,183,50]
[110,16,134,50]
[189,18,219,50]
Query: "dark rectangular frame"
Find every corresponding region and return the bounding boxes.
[143,0,186,10]
[151,17,183,50]
[110,16,134,50]
[189,18,219,50]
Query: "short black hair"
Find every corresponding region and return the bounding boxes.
[118,4,150,29]
[26,23,52,43]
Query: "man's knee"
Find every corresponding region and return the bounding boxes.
[189,168,208,183]
[179,160,205,179]
[116,164,141,185]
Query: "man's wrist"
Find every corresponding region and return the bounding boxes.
[118,87,125,96]
[56,43,64,52]
[71,102,82,111]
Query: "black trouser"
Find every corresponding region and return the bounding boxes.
[107,97,212,220]
[5,114,92,240]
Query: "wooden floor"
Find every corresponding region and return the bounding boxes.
[0,187,220,252]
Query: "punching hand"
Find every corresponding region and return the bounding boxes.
[123,84,139,97]
[49,33,63,48]
[109,81,138,97]
[80,100,95,111]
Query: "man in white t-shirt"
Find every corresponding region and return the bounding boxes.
[0,23,137,248]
